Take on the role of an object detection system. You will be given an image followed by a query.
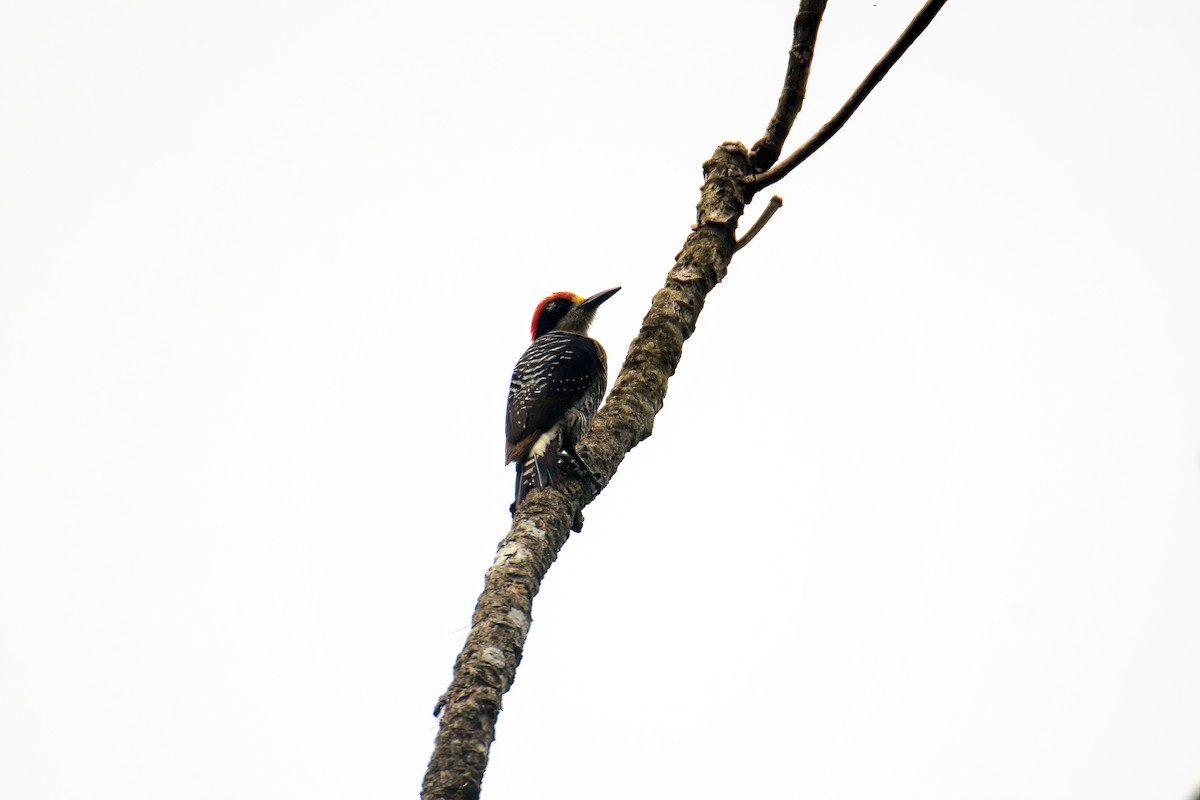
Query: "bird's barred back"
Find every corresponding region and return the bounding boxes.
[505,332,607,464]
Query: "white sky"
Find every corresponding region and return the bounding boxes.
[2,2,1198,798]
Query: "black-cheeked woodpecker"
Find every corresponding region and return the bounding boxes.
[506,287,620,509]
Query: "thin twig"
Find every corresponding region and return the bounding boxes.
[735,196,784,251]
[748,1,829,173]
[744,0,951,194]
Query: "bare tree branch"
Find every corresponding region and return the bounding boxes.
[422,1,949,796]
[744,0,951,194]
[748,0,829,173]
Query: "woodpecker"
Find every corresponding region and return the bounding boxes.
[506,287,620,509]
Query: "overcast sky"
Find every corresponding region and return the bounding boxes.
[2,2,1198,799]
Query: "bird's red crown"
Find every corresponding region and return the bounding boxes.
[529,292,583,340]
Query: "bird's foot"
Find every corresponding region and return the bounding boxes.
[561,445,603,489]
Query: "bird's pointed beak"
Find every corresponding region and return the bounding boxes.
[578,286,621,311]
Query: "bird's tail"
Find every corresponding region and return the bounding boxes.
[513,434,562,510]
